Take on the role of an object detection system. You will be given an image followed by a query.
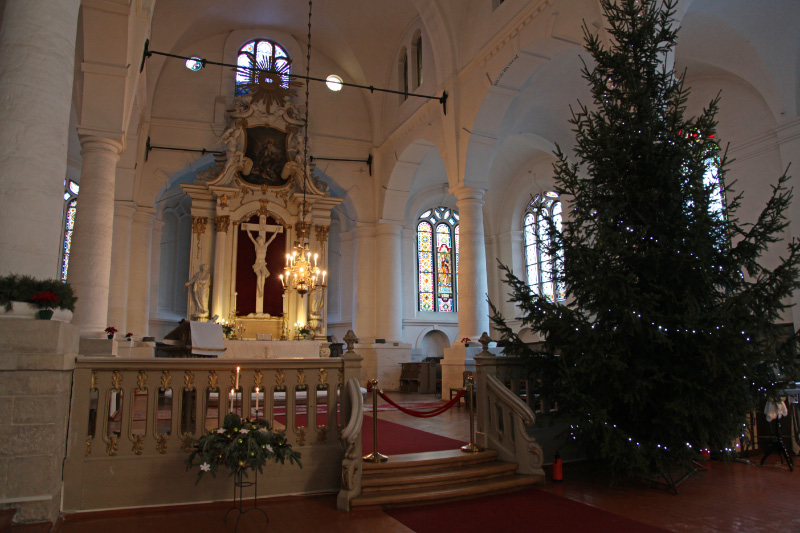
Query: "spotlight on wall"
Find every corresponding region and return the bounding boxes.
[185,57,205,71]
[326,74,343,91]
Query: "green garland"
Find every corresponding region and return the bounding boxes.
[185,413,302,484]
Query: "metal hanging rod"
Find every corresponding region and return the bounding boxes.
[310,154,373,176]
[145,137,221,162]
[140,40,448,114]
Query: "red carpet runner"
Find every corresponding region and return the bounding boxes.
[386,487,669,533]
[361,415,465,455]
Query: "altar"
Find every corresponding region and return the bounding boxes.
[221,339,324,359]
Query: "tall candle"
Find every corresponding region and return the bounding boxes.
[235,366,240,390]
[255,387,260,418]
[229,388,234,412]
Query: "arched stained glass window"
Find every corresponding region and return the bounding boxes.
[61,180,79,282]
[417,207,459,312]
[523,192,565,301]
[235,39,291,96]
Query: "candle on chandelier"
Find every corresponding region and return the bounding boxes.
[322,270,326,284]
[314,253,318,267]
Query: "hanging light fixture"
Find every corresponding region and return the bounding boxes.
[279,0,326,297]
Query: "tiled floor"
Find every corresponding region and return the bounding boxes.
[12,392,800,532]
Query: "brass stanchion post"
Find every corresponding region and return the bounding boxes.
[461,375,480,453]
[362,378,388,463]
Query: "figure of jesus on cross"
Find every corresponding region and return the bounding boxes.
[241,215,283,315]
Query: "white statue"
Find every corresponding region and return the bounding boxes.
[244,216,281,297]
[185,264,211,316]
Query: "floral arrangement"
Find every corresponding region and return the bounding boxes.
[222,323,235,338]
[104,326,118,335]
[299,327,311,336]
[125,332,133,341]
[461,337,471,343]
[31,291,59,310]
[0,274,76,312]
[186,413,301,484]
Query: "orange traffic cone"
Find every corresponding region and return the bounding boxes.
[552,452,563,482]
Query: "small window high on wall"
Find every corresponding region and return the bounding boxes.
[235,39,291,96]
[413,34,423,89]
[61,180,79,282]
[418,207,459,312]
[523,192,565,301]
[399,48,409,101]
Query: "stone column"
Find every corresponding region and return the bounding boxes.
[212,215,230,320]
[106,202,136,331]
[375,222,404,343]
[0,0,81,278]
[353,224,376,343]
[69,136,123,336]
[453,186,490,341]
[127,209,155,336]
[148,219,165,330]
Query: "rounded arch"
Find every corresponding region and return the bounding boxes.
[413,326,453,350]
[419,329,451,359]
[382,138,449,223]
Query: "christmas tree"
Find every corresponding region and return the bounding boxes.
[490,0,800,483]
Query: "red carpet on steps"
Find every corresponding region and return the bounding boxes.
[386,487,669,533]
[361,415,466,455]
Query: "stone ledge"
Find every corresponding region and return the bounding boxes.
[0,319,79,358]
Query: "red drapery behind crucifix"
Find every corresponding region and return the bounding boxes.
[235,214,285,316]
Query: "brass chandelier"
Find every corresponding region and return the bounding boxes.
[278,0,325,298]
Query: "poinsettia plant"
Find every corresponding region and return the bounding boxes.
[31,291,59,310]
[186,413,302,484]
[104,326,118,335]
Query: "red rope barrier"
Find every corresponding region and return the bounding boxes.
[377,389,466,418]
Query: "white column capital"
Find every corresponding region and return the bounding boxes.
[451,185,487,203]
[78,134,124,159]
[132,208,156,226]
[375,221,404,236]
[114,201,137,219]
[355,223,376,239]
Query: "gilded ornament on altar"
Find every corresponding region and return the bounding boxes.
[217,193,229,209]
[137,370,147,391]
[318,369,327,387]
[295,427,306,446]
[316,426,328,443]
[236,55,302,111]
[161,370,172,390]
[184,370,194,389]
[180,434,193,452]
[315,225,330,243]
[90,370,97,391]
[192,216,208,236]
[132,435,144,455]
[208,370,219,389]
[215,215,230,233]
[297,370,306,388]
[254,370,264,388]
[111,370,123,390]
[275,369,285,389]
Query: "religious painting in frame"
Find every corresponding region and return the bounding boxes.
[243,126,290,187]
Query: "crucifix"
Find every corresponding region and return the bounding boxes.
[241,215,283,315]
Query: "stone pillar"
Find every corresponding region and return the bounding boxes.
[0,0,81,278]
[453,186,490,341]
[353,224,376,343]
[148,219,165,331]
[375,222,404,343]
[69,136,123,336]
[127,209,155,336]
[106,202,135,332]
[212,215,230,320]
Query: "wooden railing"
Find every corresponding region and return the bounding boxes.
[474,350,545,476]
[63,353,361,512]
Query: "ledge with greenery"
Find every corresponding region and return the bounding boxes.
[0,274,77,312]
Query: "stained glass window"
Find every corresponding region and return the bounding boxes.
[417,207,459,312]
[523,193,565,301]
[61,180,79,282]
[235,39,290,96]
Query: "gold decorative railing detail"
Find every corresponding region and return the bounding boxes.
[137,370,147,391]
[297,369,306,388]
[275,369,285,389]
[111,370,122,390]
[254,370,263,388]
[184,370,194,389]
[161,370,172,389]
[155,434,168,454]
[207,370,218,389]
[318,368,327,386]
[90,370,98,390]
[132,435,144,455]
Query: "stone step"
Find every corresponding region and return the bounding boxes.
[361,460,519,492]
[362,448,499,475]
[351,473,544,509]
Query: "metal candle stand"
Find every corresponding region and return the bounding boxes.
[225,468,268,532]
